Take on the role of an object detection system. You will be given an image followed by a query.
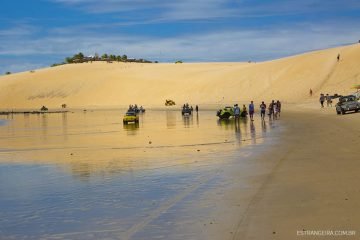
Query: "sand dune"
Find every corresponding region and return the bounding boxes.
[1,44,359,109]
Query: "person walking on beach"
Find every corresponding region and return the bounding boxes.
[234,104,240,119]
[195,105,199,113]
[274,102,279,119]
[268,100,275,119]
[260,101,266,120]
[241,104,248,118]
[276,100,281,117]
[249,101,255,121]
[326,94,332,107]
[319,94,325,108]
[309,88,313,97]
[337,54,340,62]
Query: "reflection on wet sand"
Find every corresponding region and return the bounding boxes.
[123,122,140,134]
[62,112,68,140]
[196,112,199,127]
[41,114,48,140]
[250,121,256,144]
[182,114,193,127]
[261,118,267,133]
[166,110,176,129]
[217,117,271,146]
[0,111,276,177]
[0,110,282,239]
[166,110,198,129]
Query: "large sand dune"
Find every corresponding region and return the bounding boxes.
[1,44,359,109]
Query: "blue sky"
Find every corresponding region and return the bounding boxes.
[1,0,360,73]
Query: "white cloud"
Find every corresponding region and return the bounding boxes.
[1,0,360,74]
[0,24,39,37]
[51,0,237,20]
[160,0,237,21]
[1,21,359,61]
[50,0,360,20]
[52,0,169,13]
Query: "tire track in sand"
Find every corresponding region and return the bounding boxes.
[314,49,344,94]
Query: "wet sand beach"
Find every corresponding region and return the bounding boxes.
[1,107,358,239]
[230,107,360,240]
[0,110,281,239]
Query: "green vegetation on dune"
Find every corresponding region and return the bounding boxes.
[51,52,155,67]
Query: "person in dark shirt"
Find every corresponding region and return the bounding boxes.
[249,101,255,121]
[260,101,266,120]
[319,94,325,108]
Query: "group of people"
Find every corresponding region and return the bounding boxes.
[233,100,281,121]
[128,104,144,113]
[319,93,332,108]
[233,104,248,118]
[262,100,281,120]
[182,103,199,112]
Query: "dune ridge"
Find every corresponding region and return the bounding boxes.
[0,44,359,109]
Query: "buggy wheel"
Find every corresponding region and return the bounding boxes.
[220,112,231,119]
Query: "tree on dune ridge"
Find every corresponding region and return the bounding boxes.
[101,53,108,60]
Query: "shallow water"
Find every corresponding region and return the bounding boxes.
[0,110,281,239]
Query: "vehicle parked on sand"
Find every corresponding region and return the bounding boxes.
[335,95,360,115]
[123,111,139,124]
[216,106,235,119]
[182,107,192,116]
[165,99,176,106]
